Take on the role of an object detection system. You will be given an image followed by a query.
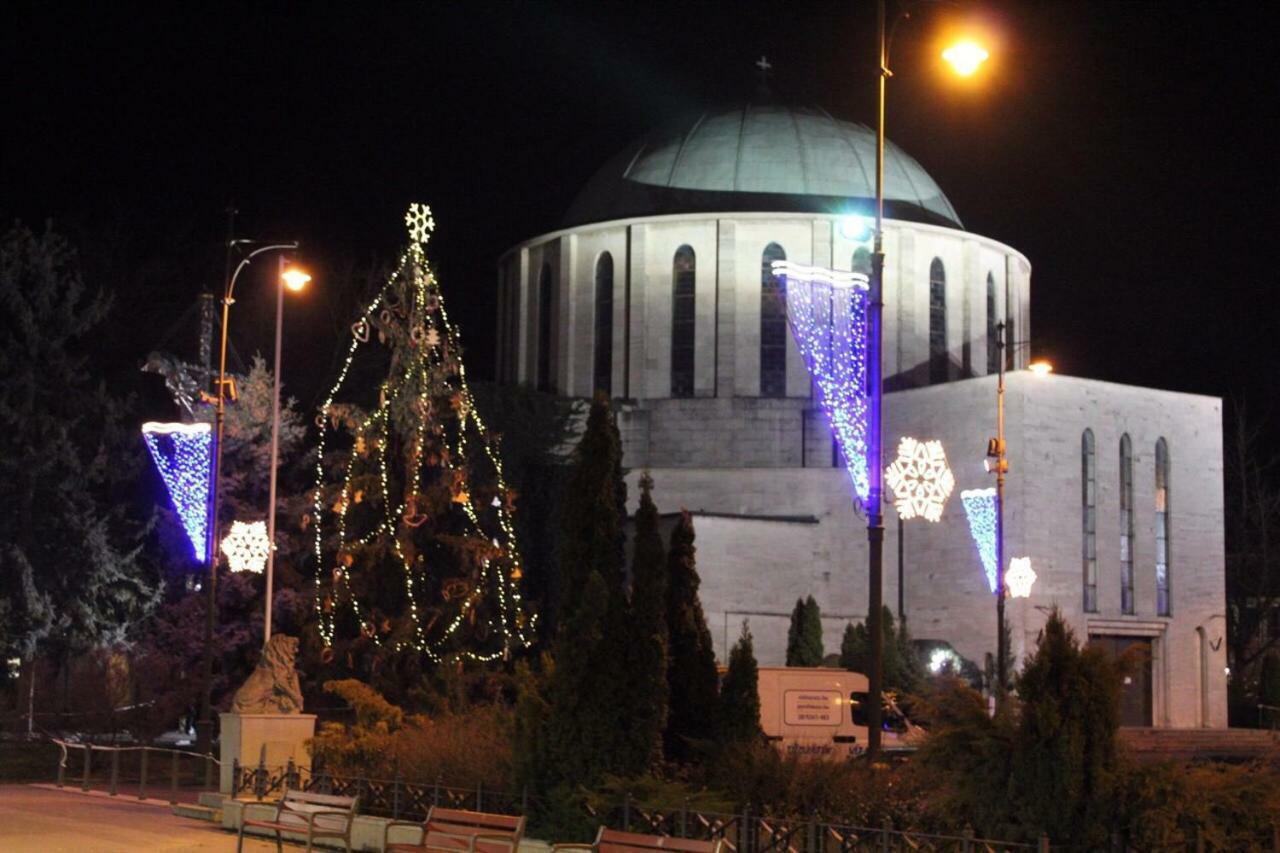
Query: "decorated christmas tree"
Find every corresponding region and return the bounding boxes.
[311,205,535,671]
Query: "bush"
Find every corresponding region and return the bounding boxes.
[310,679,514,789]
[1115,759,1280,849]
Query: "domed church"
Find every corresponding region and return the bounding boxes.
[494,102,1227,728]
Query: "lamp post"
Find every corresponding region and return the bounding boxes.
[194,236,305,756]
[868,0,988,757]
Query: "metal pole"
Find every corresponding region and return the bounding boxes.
[995,313,1007,701]
[865,0,889,760]
[265,256,287,644]
[897,515,904,622]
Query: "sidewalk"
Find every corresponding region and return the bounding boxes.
[0,784,277,852]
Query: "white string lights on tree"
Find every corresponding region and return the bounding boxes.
[311,203,535,664]
[884,437,955,523]
[221,520,272,574]
[1006,556,1037,598]
[961,487,999,593]
[774,261,872,503]
[141,421,212,561]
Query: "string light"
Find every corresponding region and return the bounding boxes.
[221,520,271,574]
[774,261,871,503]
[311,204,535,663]
[961,488,998,593]
[884,436,954,522]
[1006,556,1037,598]
[141,421,212,561]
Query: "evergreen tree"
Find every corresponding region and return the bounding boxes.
[664,510,720,761]
[1010,609,1121,848]
[0,223,159,668]
[786,595,824,666]
[617,472,668,773]
[558,395,627,622]
[720,621,761,744]
[839,606,922,693]
[312,205,533,682]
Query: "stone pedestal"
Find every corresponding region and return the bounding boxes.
[219,712,316,795]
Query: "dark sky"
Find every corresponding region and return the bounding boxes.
[5,1,1279,442]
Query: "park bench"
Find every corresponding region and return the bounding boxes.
[384,805,526,853]
[553,827,724,853]
[237,788,359,852]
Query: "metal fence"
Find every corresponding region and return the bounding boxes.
[52,739,217,805]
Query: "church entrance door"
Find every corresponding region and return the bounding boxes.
[1089,634,1153,726]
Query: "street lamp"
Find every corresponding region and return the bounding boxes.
[195,236,306,756]
[867,0,988,757]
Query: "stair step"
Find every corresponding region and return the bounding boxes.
[172,802,222,823]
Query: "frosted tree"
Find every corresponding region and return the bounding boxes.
[311,205,534,672]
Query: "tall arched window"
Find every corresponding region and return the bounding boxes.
[1120,433,1135,614]
[760,243,787,397]
[536,263,553,393]
[671,246,696,397]
[593,253,613,396]
[986,272,1000,374]
[1156,438,1171,616]
[852,248,871,277]
[929,258,947,383]
[1083,429,1098,612]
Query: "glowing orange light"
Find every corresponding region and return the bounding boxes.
[942,41,989,76]
[282,267,311,292]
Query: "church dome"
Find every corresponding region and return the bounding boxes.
[563,103,962,230]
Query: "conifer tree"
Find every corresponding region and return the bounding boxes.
[618,472,669,773]
[720,621,761,744]
[663,510,720,761]
[786,595,824,666]
[840,606,922,692]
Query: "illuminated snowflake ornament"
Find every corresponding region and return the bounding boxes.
[221,520,272,574]
[773,261,872,503]
[142,421,212,561]
[405,203,436,245]
[961,488,999,593]
[885,437,955,522]
[1006,557,1037,598]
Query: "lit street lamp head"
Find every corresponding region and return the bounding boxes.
[942,40,990,76]
[282,267,311,292]
[1028,360,1053,377]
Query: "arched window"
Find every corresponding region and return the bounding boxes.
[593,253,613,396]
[1120,434,1135,614]
[536,263,553,393]
[1156,438,1171,616]
[1082,429,1098,612]
[671,246,696,397]
[760,242,787,397]
[986,272,999,374]
[852,247,871,277]
[929,258,947,383]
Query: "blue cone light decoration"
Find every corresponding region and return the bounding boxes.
[775,261,872,503]
[961,487,999,592]
[142,421,212,561]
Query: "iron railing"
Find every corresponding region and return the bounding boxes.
[51,738,218,804]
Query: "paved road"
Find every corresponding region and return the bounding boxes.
[0,785,279,852]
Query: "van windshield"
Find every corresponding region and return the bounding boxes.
[849,692,909,733]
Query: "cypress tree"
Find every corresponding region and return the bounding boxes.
[617,472,668,773]
[786,595,824,666]
[840,606,922,693]
[720,621,761,744]
[663,510,719,761]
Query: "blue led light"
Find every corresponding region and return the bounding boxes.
[142,422,212,562]
[961,488,998,593]
[776,262,872,503]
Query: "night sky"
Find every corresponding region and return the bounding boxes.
[5,2,1278,447]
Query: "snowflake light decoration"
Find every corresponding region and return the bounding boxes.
[961,488,999,593]
[774,261,872,502]
[405,203,436,245]
[142,421,212,561]
[884,437,955,522]
[221,520,271,574]
[1006,556,1037,598]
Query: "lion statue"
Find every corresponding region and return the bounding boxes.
[230,634,303,714]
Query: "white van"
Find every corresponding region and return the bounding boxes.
[754,667,922,759]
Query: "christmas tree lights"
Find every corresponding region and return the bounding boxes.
[774,261,871,502]
[961,487,998,593]
[311,204,535,665]
[141,421,212,561]
[884,436,955,522]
